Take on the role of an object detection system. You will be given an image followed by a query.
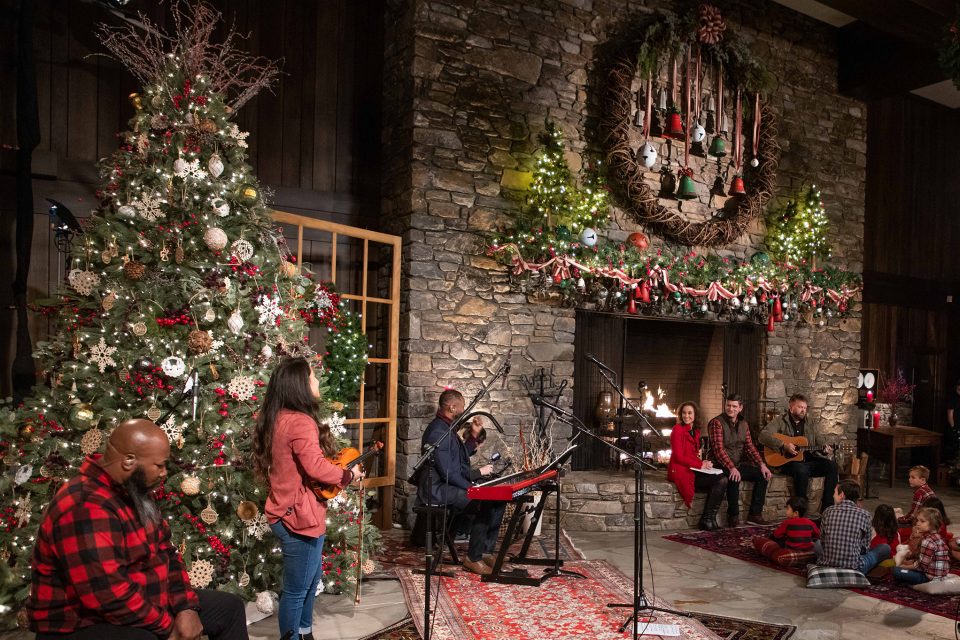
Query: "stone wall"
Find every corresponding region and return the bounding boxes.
[382,0,866,526]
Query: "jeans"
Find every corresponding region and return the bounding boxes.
[778,455,838,514]
[34,589,249,640]
[860,544,890,574]
[723,465,768,517]
[270,521,325,637]
[892,567,931,584]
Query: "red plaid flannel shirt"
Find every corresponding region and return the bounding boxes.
[898,483,935,524]
[707,415,763,471]
[916,532,950,579]
[28,455,199,635]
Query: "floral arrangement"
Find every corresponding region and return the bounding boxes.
[878,369,915,407]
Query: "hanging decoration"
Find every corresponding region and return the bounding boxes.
[600,4,780,246]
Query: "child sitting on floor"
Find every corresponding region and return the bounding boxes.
[752,496,819,567]
[893,507,950,585]
[868,504,901,576]
[898,496,952,549]
[895,465,935,525]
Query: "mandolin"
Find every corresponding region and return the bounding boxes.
[310,441,383,500]
[762,433,827,468]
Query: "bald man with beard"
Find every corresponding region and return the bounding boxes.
[28,419,248,640]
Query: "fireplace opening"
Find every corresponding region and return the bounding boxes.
[571,310,763,471]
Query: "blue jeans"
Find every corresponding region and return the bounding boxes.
[270,521,325,636]
[892,567,930,584]
[860,544,890,574]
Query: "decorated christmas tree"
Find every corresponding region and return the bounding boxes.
[765,184,831,266]
[0,1,378,615]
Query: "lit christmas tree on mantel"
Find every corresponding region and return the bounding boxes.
[765,184,831,266]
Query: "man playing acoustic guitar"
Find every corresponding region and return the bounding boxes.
[760,393,838,518]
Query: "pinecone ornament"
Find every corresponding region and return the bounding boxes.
[188,330,213,354]
[124,261,146,281]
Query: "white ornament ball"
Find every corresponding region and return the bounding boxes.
[181,475,201,496]
[173,157,188,174]
[730,297,741,308]
[227,311,244,335]
[118,204,137,218]
[213,199,231,217]
[639,141,658,169]
[203,227,228,251]
[750,157,760,168]
[161,356,186,378]
[14,465,33,486]
[261,344,273,358]
[230,239,254,262]
[255,591,278,615]
[580,227,598,247]
[691,123,706,143]
[208,154,224,178]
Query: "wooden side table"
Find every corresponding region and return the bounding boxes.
[857,426,942,487]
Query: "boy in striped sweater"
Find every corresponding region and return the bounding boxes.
[752,497,820,566]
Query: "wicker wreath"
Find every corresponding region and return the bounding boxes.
[601,55,781,247]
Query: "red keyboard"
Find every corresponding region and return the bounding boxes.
[467,468,558,502]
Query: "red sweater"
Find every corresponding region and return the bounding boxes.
[870,531,901,549]
[770,516,820,551]
[667,424,703,508]
[264,409,352,537]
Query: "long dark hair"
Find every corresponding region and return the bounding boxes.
[872,504,898,542]
[252,357,335,484]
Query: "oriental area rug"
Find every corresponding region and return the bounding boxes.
[391,559,787,640]
[664,525,960,620]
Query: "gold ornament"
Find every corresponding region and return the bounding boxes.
[128,92,143,110]
[203,307,216,323]
[160,243,170,262]
[201,498,218,524]
[236,184,259,205]
[124,261,146,281]
[101,250,112,264]
[181,474,201,496]
[101,292,117,311]
[69,403,97,427]
[209,363,220,380]
[146,405,162,422]
[238,572,251,588]
[236,500,259,521]
[188,330,213,354]
[132,322,148,337]
[39,465,52,478]
[80,427,104,455]
[18,423,34,438]
[281,261,299,278]
[200,118,218,133]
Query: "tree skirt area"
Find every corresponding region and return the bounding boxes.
[368,560,794,640]
[664,525,960,619]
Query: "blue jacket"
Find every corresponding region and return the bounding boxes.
[417,415,473,505]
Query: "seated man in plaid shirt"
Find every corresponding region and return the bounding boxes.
[815,478,890,574]
[28,419,248,640]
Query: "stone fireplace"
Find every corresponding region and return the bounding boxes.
[381,0,866,528]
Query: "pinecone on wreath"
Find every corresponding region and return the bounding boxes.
[698,4,726,45]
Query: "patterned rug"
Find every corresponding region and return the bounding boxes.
[393,559,727,640]
[664,525,960,620]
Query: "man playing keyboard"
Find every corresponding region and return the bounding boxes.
[417,389,505,575]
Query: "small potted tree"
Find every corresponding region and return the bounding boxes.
[877,369,916,426]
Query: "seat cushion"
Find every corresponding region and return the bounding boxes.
[806,565,870,588]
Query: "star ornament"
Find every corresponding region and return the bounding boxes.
[88,337,118,373]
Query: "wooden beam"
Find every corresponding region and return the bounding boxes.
[814,0,947,48]
[838,22,945,100]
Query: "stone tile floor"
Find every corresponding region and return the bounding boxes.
[5,482,958,639]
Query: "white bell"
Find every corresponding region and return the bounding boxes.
[639,142,658,169]
[208,154,224,178]
[750,157,760,168]
[691,124,706,143]
[227,311,244,335]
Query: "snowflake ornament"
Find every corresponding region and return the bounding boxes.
[88,337,117,373]
[161,356,186,378]
[246,513,270,540]
[174,158,208,181]
[227,375,255,402]
[14,493,32,527]
[255,294,283,325]
[187,559,215,589]
[68,269,101,297]
[132,192,165,221]
[230,239,254,262]
[160,417,186,443]
[227,124,249,148]
[325,413,346,437]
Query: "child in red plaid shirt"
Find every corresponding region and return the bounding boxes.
[893,507,950,584]
[897,465,935,525]
[752,496,820,566]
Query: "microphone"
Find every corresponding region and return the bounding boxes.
[585,353,615,374]
[531,394,571,416]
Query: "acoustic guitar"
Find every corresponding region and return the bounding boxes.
[310,441,383,500]
[762,433,827,468]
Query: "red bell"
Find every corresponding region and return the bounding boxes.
[665,111,684,139]
[728,175,746,195]
[639,281,651,303]
[628,296,637,314]
[767,313,775,333]
[773,297,784,322]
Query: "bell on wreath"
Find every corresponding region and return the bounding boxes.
[627,294,637,315]
[773,297,784,322]
[676,174,697,200]
[665,110,684,138]
[728,175,746,195]
[767,313,776,333]
[708,135,727,157]
[658,167,677,198]
[639,281,651,303]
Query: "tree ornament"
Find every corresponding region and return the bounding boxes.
[627,232,649,250]
[160,243,171,262]
[161,356,186,378]
[14,464,33,485]
[207,153,224,178]
[246,513,270,540]
[363,558,376,575]
[181,474,201,496]
[117,204,138,218]
[187,559,215,589]
[101,291,117,311]
[697,3,727,44]
[236,184,259,205]
[128,92,143,110]
[750,157,760,168]
[69,403,97,428]
[203,228,228,251]
[132,321,148,337]
[173,157,188,175]
[39,465,53,478]
[230,239,254,262]
[201,497,218,524]
[255,591,277,615]
[14,494,32,527]
[188,330,213,354]
[227,375,255,401]
[260,344,273,359]
[238,572,250,588]
[68,269,101,296]
[88,337,118,373]
[124,261,146,281]
[146,404,162,422]
[175,240,185,264]
[80,427,104,455]
[281,261,298,278]
[639,141,658,169]
[227,311,244,334]
[691,123,706,143]
[236,500,259,521]
[213,198,230,217]
[581,227,598,247]
[160,417,186,443]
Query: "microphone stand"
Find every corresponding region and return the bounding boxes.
[587,360,692,639]
[408,352,511,640]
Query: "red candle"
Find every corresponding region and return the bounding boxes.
[872,411,880,429]
[866,390,873,402]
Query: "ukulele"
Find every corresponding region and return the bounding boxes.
[762,433,828,468]
[310,441,383,500]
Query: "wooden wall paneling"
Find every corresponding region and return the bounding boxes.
[723,324,762,428]
[65,2,98,162]
[96,54,120,161]
[297,1,318,190]
[335,0,356,193]
[252,0,283,185]
[354,0,385,211]
[312,0,340,192]
[33,1,52,154]
[279,0,303,188]
[47,1,70,159]
[0,7,16,149]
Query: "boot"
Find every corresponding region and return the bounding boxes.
[697,488,723,531]
[281,633,295,640]
[301,634,315,640]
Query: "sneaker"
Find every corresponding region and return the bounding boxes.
[462,558,492,575]
[453,534,470,544]
[746,513,769,525]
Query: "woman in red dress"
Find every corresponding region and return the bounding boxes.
[667,401,728,530]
